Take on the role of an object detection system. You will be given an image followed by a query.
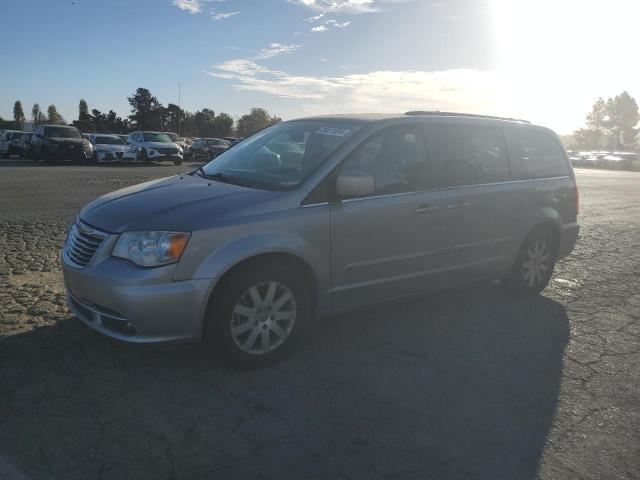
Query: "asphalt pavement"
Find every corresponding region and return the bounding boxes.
[0,158,638,479]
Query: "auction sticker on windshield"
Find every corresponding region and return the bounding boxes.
[315,127,352,136]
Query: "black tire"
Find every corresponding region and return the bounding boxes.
[204,263,311,368]
[138,148,150,163]
[503,228,557,296]
[41,148,53,164]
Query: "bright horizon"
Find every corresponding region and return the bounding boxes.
[1,0,638,134]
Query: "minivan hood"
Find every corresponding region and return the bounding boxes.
[79,175,278,233]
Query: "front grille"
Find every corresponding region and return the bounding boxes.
[64,221,106,268]
[156,147,178,155]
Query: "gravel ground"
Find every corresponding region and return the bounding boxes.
[0,159,638,480]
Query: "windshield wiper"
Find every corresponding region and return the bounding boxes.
[192,166,206,177]
[207,172,253,188]
[192,168,252,188]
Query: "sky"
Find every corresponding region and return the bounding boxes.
[0,0,638,134]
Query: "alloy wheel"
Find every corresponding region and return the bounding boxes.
[230,281,297,355]
[522,239,551,287]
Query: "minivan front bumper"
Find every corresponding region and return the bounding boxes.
[63,257,215,343]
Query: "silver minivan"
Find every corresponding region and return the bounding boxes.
[62,112,579,366]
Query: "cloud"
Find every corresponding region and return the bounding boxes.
[290,0,411,14]
[211,10,240,20]
[306,13,325,21]
[207,58,504,117]
[254,43,302,59]
[289,0,378,13]
[172,0,203,14]
[311,18,351,32]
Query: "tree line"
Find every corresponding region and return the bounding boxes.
[0,87,282,138]
[567,91,639,151]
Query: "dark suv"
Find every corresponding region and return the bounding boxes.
[31,125,93,163]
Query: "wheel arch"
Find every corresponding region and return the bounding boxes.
[518,217,562,260]
[206,251,319,313]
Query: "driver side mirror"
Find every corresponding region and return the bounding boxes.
[336,171,375,198]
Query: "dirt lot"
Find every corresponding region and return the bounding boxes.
[0,159,639,480]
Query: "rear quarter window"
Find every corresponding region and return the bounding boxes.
[511,128,569,179]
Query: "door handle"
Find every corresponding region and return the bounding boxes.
[447,201,473,210]
[413,204,438,214]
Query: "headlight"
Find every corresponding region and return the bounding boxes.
[112,231,190,267]
[125,145,138,153]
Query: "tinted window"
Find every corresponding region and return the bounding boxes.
[431,124,510,187]
[142,132,171,143]
[340,124,426,196]
[513,129,569,178]
[43,127,82,139]
[206,139,228,146]
[95,136,125,145]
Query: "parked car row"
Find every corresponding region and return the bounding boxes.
[2,125,244,165]
[0,130,33,157]
[568,150,640,169]
[188,137,231,160]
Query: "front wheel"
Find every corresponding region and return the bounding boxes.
[138,148,150,163]
[41,148,53,164]
[503,229,557,296]
[204,264,311,368]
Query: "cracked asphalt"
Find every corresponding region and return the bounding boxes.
[0,159,638,480]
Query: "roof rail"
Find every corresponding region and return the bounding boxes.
[404,111,531,124]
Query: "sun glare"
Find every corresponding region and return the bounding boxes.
[490,0,640,132]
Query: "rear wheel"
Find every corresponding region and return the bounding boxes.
[503,229,557,296]
[204,263,311,368]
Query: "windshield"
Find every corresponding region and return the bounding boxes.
[202,120,362,190]
[95,136,125,145]
[165,132,179,141]
[44,127,82,139]
[142,132,171,143]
